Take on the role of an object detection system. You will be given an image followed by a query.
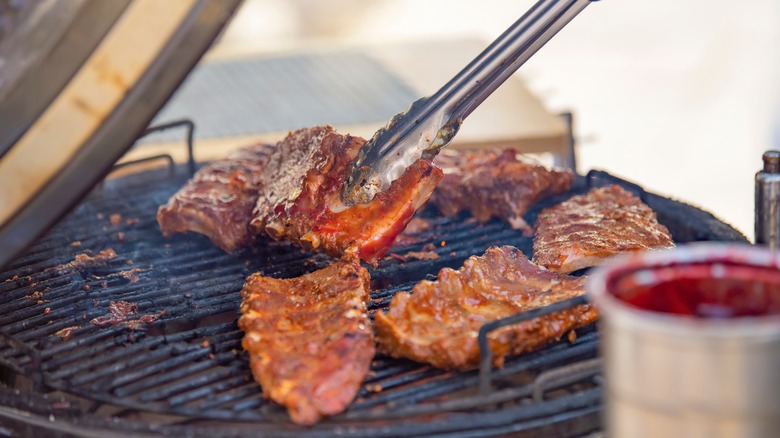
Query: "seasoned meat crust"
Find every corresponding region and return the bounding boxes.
[157,144,273,252]
[533,184,675,273]
[374,246,597,370]
[251,126,443,265]
[431,149,574,233]
[238,259,374,425]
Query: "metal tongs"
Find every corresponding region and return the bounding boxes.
[342,0,596,205]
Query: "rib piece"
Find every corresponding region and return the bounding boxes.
[238,259,374,425]
[533,184,675,273]
[374,246,597,370]
[431,148,574,232]
[251,126,443,265]
[157,144,273,252]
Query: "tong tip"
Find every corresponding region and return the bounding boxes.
[341,164,383,206]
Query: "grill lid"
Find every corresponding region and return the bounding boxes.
[0,0,241,269]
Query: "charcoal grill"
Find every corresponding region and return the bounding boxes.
[0,131,747,437]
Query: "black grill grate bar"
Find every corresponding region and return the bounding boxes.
[1,251,132,282]
[137,355,239,403]
[0,307,79,338]
[345,379,539,422]
[177,296,241,317]
[31,292,236,362]
[2,216,518,349]
[166,276,245,299]
[0,290,69,319]
[20,215,160,258]
[390,225,527,259]
[203,335,243,356]
[166,268,247,291]
[11,317,93,350]
[9,222,532,400]
[47,336,169,380]
[0,270,81,295]
[364,361,425,383]
[109,349,215,397]
[250,252,332,278]
[342,388,602,438]
[195,381,265,411]
[368,229,528,284]
[161,252,244,276]
[350,333,597,411]
[36,324,132,363]
[10,298,155,343]
[0,275,78,301]
[359,368,446,396]
[229,394,266,412]
[423,218,507,245]
[379,220,486,253]
[2,249,85,274]
[69,343,206,387]
[87,328,243,396]
[345,360,604,419]
[0,345,35,367]
[167,374,251,407]
[0,170,598,429]
[106,245,210,270]
[423,399,601,438]
[1,282,152,336]
[370,281,417,299]
[45,321,237,374]
[368,296,395,311]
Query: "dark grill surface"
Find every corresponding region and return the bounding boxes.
[0,165,747,437]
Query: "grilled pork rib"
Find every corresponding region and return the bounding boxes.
[238,259,374,425]
[533,185,675,273]
[157,144,273,252]
[374,246,597,370]
[431,149,573,233]
[251,126,443,265]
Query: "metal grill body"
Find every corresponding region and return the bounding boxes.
[0,165,747,437]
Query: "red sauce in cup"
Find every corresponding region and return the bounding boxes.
[607,261,780,318]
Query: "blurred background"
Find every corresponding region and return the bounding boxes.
[204,0,780,241]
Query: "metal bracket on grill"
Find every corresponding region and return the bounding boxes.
[477,295,589,395]
[99,119,197,190]
[108,154,176,178]
[104,119,197,182]
[532,357,602,402]
[0,331,43,392]
[139,119,196,176]
[138,119,195,176]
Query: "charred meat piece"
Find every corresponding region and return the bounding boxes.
[47,249,117,274]
[374,246,597,370]
[157,144,274,252]
[90,300,138,327]
[533,184,675,273]
[238,259,374,425]
[431,149,574,233]
[251,126,443,265]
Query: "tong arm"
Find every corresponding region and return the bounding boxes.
[342,0,595,205]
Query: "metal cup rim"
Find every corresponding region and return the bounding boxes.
[586,242,780,339]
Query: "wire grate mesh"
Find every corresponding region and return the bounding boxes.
[0,165,747,437]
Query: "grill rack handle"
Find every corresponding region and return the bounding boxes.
[477,295,590,395]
